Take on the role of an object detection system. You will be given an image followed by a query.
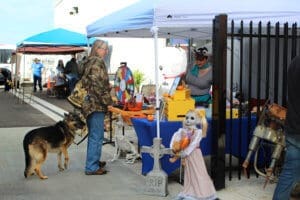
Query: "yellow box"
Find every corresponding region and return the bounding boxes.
[171,89,191,101]
[164,98,195,121]
[226,108,239,119]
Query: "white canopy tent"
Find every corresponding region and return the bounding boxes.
[87,0,300,138]
[87,0,300,39]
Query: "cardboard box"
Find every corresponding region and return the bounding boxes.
[171,89,191,101]
[164,97,195,121]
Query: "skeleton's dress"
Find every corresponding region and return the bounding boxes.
[170,128,217,200]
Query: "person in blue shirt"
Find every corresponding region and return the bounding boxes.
[31,58,44,92]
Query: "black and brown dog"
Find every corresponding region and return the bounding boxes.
[23,112,86,180]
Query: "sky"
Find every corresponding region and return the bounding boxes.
[0,0,54,45]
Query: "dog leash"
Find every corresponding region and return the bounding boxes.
[74,133,89,145]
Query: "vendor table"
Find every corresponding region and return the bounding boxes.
[131,116,257,175]
[108,106,155,125]
[105,105,155,146]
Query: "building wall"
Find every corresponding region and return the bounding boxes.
[54,0,138,33]
[53,0,178,86]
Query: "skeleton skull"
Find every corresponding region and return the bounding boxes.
[183,110,200,129]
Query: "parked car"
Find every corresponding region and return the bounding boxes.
[0,68,12,85]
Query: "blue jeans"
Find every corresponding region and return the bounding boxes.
[66,74,78,93]
[85,111,105,172]
[273,138,300,200]
[33,75,42,91]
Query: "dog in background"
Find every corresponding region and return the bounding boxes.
[23,112,86,180]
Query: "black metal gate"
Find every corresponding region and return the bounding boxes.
[211,14,299,189]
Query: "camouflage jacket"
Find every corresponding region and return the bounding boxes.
[80,56,113,118]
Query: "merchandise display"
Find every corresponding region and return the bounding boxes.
[164,87,195,121]
[114,63,135,105]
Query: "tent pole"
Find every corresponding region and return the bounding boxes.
[87,37,91,55]
[23,51,26,81]
[151,26,160,139]
[14,52,18,92]
[188,38,193,65]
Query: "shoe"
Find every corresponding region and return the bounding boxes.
[85,168,107,175]
[99,161,106,168]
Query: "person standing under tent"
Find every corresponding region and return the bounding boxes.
[65,57,79,93]
[31,58,44,92]
[55,59,66,86]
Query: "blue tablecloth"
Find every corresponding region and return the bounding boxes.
[131,116,257,175]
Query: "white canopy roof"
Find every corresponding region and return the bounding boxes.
[87,0,300,39]
[86,0,300,139]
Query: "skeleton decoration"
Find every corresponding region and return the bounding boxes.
[169,109,206,164]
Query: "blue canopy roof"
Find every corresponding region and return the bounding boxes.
[17,28,95,47]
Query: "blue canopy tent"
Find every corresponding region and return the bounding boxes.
[18,28,95,47]
[15,28,96,86]
[86,0,300,139]
[17,28,96,54]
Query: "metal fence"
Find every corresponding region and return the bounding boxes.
[211,15,299,188]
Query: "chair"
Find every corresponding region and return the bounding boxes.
[46,81,57,97]
[141,84,156,105]
[53,84,69,98]
[141,84,156,97]
[18,82,34,104]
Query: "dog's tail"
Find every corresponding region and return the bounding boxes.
[23,133,32,178]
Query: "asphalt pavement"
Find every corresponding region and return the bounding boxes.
[0,89,182,200]
[0,90,55,127]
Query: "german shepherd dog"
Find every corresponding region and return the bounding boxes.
[23,112,86,180]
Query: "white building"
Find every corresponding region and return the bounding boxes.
[53,0,187,86]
